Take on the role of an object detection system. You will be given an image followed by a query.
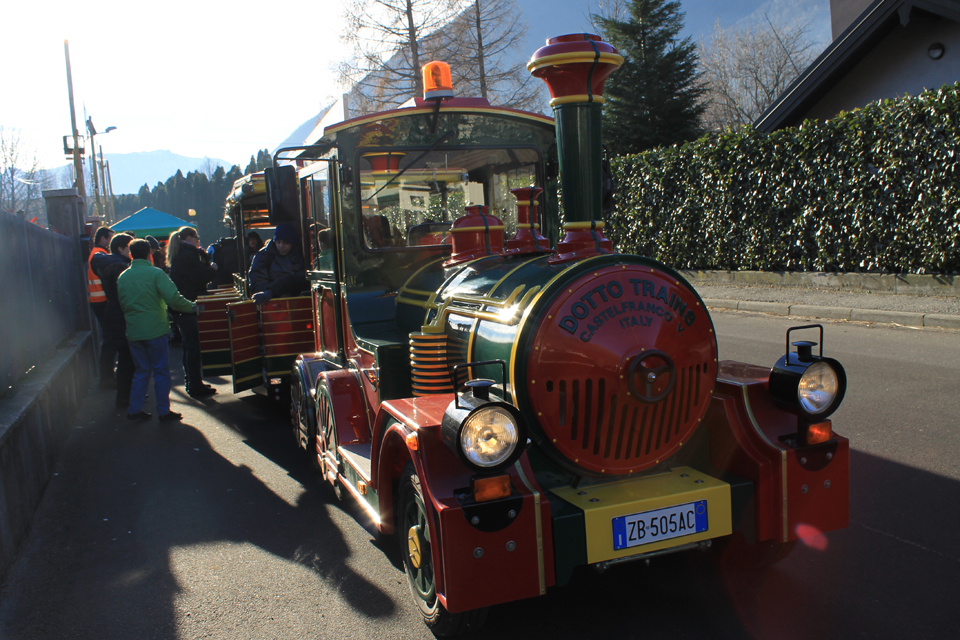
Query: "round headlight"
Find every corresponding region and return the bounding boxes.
[798,361,839,415]
[460,406,520,469]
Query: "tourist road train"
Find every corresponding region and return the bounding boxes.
[195,33,849,636]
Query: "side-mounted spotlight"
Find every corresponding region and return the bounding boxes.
[768,325,847,445]
[441,378,526,477]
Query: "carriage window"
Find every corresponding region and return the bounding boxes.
[304,165,332,270]
[357,147,540,250]
[306,170,330,228]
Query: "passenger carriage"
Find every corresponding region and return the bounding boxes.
[197,173,315,399]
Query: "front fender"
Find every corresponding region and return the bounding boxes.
[374,395,555,613]
[318,368,371,446]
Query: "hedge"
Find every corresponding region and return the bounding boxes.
[607,82,960,274]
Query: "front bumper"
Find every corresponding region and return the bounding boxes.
[550,466,733,565]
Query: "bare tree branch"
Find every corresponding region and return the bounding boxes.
[442,0,543,111]
[0,127,47,218]
[338,0,462,113]
[699,17,825,130]
[338,0,544,115]
[588,0,631,35]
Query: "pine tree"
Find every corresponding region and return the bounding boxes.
[256,149,272,171]
[594,0,706,154]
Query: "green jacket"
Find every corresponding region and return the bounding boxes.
[117,259,195,341]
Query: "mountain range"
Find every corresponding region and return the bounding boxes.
[59,150,234,196]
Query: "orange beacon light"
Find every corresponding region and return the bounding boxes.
[423,61,453,100]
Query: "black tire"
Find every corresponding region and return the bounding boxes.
[397,464,488,637]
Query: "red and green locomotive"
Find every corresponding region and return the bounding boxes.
[201,33,849,636]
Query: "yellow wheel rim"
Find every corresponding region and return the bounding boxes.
[407,525,422,569]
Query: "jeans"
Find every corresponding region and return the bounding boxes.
[171,312,203,391]
[128,335,172,415]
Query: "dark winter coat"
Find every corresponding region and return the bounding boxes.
[169,242,217,302]
[209,237,241,288]
[90,252,132,347]
[248,240,307,297]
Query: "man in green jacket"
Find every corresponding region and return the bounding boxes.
[117,239,196,422]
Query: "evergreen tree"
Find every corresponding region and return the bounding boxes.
[256,149,272,170]
[110,151,274,243]
[594,0,706,155]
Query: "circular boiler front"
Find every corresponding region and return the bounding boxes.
[521,262,718,476]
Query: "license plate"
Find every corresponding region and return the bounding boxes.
[612,500,708,551]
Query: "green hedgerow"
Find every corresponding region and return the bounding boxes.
[607,82,960,274]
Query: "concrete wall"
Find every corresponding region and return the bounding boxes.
[808,15,960,120]
[0,332,93,582]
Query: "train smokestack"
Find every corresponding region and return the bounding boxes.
[528,33,622,262]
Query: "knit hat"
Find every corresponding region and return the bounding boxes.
[145,235,160,251]
[274,223,300,244]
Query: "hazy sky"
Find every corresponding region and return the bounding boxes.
[2,0,829,171]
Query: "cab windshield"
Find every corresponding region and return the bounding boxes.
[357,147,541,250]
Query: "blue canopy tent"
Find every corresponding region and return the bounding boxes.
[111,207,193,242]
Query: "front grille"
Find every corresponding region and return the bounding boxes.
[545,362,712,468]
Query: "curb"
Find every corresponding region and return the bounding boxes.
[684,270,960,297]
[702,299,960,330]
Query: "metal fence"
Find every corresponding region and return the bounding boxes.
[0,211,86,398]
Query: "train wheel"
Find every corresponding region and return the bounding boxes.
[397,464,488,637]
[314,384,338,479]
[290,377,310,451]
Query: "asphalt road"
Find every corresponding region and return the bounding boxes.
[1,312,959,640]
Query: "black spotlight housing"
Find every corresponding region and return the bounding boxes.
[441,379,526,474]
[768,325,847,421]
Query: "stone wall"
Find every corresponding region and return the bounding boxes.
[0,333,92,581]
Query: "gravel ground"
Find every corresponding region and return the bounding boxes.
[691,284,960,316]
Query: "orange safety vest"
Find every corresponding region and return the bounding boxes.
[87,246,108,304]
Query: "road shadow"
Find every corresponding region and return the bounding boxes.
[5,360,958,640]
[200,385,401,565]
[0,378,396,640]
[197,384,960,639]
[477,448,960,640]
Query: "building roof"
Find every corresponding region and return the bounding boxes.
[110,207,194,240]
[755,0,960,133]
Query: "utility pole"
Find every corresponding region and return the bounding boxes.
[87,117,103,218]
[104,160,116,221]
[64,40,86,201]
[97,144,109,221]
